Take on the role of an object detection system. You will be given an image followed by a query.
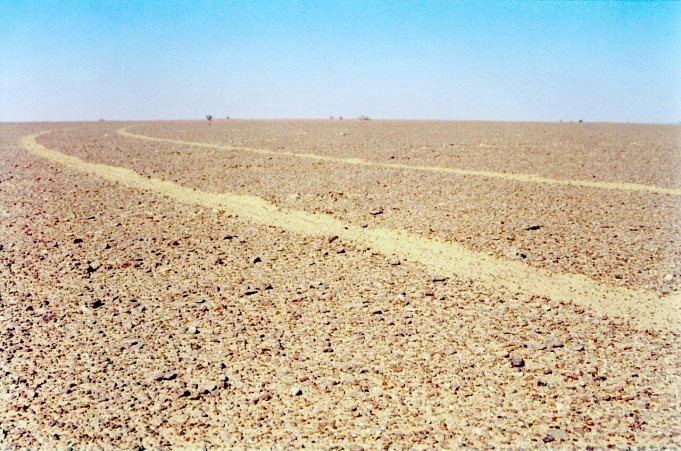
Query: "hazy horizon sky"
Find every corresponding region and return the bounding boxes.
[1,1,680,123]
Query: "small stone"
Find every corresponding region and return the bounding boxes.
[223,234,234,240]
[542,435,555,443]
[573,343,585,351]
[198,383,218,394]
[73,238,83,244]
[187,326,198,334]
[349,445,364,451]
[177,389,191,398]
[99,242,110,250]
[663,274,674,283]
[525,225,542,231]
[328,235,339,244]
[194,297,205,304]
[219,375,230,388]
[510,356,525,368]
[432,275,447,282]
[251,256,262,264]
[545,337,564,349]
[369,207,383,216]
[86,299,103,309]
[150,371,177,382]
[388,258,400,266]
[530,342,547,351]
[290,386,302,396]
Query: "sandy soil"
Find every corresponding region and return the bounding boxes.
[1,121,680,448]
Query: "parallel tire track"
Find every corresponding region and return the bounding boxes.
[118,127,681,196]
[22,131,680,330]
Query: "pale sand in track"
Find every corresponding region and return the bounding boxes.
[118,126,681,196]
[22,131,680,330]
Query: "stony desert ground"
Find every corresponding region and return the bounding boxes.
[1,120,679,448]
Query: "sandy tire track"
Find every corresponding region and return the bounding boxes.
[118,126,681,196]
[22,131,680,330]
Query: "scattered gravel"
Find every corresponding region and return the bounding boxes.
[1,122,679,448]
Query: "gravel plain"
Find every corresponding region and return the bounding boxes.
[1,121,680,448]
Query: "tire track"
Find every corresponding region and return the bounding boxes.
[118,126,681,196]
[22,131,680,330]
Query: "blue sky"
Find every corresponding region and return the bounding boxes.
[1,1,680,122]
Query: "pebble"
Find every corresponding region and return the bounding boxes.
[198,383,218,394]
[290,386,303,396]
[187,326,198,334]
[545,337,564,349]
[177,389,191,398]
[86,299,103,309]
[510,356,525,368]
[150,371,177,382]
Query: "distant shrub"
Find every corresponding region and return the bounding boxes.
[206,114,213,121]
[359,115,370,121]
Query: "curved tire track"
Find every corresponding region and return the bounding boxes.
[21,131,681,330]
[118,126,681,196]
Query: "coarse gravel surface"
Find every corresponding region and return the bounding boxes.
[1,121,680,448]
[43,122,681,293]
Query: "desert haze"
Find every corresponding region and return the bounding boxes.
[1,120,680,447]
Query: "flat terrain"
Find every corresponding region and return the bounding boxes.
[1,120,679,448]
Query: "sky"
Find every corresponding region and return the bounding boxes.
[1,0,680,123]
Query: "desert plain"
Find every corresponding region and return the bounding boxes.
[1,120,680,448]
